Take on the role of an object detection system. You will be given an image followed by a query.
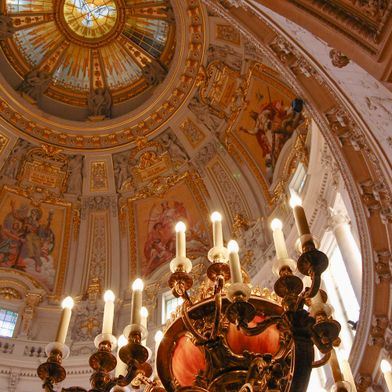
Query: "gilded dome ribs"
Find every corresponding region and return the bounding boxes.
[10,13,54,31]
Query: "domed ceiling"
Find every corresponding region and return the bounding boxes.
[0,0,175,120]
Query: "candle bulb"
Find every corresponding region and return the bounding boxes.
[227,240,242,283]
[381,359,392,392]
[131,278,144,326]
[154,330,164,378]
[175,221,186,258]
[55,296,74,344]
[115,335,128,377]
[270,219,289,260]
[102,290,115,335]
[211,211,223,248]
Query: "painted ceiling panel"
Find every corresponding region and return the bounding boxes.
[52,44,91,92]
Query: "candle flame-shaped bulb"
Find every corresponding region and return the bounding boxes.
[140,306,148,318]
[155,330,164,344]
[289,193,302,208]
[227,239,239,253]
[211,211,222,222]
[104,290,115,302]
[270,218,283,231]
[175,221,186,232]
[61,296,74,309]
[118,334,128,348]
[132,278,144,291]
[382,359,392,373]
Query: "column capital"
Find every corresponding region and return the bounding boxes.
[327,209,350,231]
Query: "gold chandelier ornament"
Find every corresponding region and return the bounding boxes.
[37,199,354,392]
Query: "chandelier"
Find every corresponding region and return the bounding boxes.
[37,195,356,392]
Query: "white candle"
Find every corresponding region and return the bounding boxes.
[289,194,311,246]
[115,335,128,377]
[211,212,223,248]
[102,290,115,335]
[175,221,186,258]
[131,279,144,326]
[140,306,148,329]
[227,240,242,283]
[270,218,289,260]
[140,306,148,346]
[154,330,164,377]
[55,296,74,344]
[381,360,392,392]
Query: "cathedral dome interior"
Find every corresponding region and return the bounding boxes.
[0,0,390,391]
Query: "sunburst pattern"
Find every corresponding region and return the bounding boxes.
[3,0,175,110]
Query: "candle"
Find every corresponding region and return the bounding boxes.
[227,240,242,283]
[154,330,164,377]
[289,194,313,248]
[175,221,186,258]
[55,296,74,344]
[102,290,115,335]
[140,306,148,329]
[211,212,223,248]
[131,279,144,326]
[381,359,392,392]
[115,335,128,377]
[140,306,148,346]
[270,218,289,260]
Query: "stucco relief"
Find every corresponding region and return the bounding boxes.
[208,158,249,221]
[86,212,109,288]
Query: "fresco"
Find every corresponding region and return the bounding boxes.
[236,68,304,183]
[132,181,209,277]
[0,190,69,291]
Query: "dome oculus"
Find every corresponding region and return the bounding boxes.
[63,0,118,40]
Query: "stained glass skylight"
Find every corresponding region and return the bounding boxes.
[63,0,118,39]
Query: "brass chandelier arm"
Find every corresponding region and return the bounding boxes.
[303,271,321,299]
[239,316,282,336]
[43,380,57,392]
[181,302,209,345]
[211,275,224,340]
[312,351,331,368]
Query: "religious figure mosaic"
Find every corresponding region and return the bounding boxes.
[235,66,305,183]
[131,181,209,277]
[0,190,70,292]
